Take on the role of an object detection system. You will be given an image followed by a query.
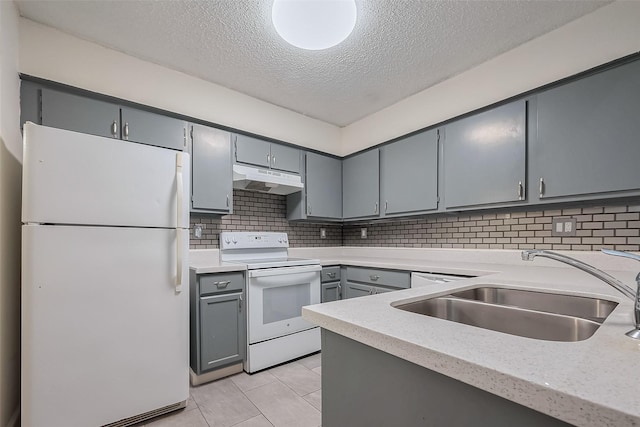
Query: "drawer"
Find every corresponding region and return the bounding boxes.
[321,266,341,283]
[346,267,410,289]
[199,272,245,296]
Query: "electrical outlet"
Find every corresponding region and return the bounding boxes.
[551,218,576,237]
[360,228,368,239]
[320,228,327,239]
[194,224,203,238]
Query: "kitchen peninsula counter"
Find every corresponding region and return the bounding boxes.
[299,247,640,427]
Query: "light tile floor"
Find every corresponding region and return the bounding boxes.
[142,353,322,427]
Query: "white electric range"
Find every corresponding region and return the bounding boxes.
[220,232,321,373]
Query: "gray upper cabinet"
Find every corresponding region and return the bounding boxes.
[306,152,343,219]
[270,143,300,173]
[287,151,342,221]
[533,60,640,201]
[20,80,41,129]
[343,149,380,220]
[41,88,120,139]
[380,130,438,216]
[120,107,187,151]
[37,85,186,150]
[234,134,300,173]
[443,100,526,209]
[234,134,270,168]
[190,124,233,214]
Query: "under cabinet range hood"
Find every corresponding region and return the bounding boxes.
[232,164,304,195]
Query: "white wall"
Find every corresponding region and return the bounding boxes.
[0,1,22,426]
[18,19,342,155]
[341,1,640,155]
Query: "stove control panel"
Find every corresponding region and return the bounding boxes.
[219,232,289,250]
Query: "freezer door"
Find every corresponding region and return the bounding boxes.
[21,225,189,427]
[22,123,190,228]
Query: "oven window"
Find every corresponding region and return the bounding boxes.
[263,283,310,324]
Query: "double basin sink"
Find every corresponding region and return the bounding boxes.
[393,286,618,342]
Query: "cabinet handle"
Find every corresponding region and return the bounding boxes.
[539,177,545,198]
[272,156,276,166]
[385,200,388,213]
[267,154,270,164]
[369,288,374,295]
[226,194,229,208]
[518,181,523,201]
[307,204,312,215]
[111,120,118,137]
[338,284,342,298]
[369,275,380,281]
[239,293,243,311]
[214,280,231,288]
[374,202,378,214]
[123,122,129,140]
[327,272,336,278]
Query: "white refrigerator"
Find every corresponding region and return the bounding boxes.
[21,123,190,427]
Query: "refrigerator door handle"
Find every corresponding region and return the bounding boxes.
[175,153,183,291]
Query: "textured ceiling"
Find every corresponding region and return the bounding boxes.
[16,0,610,127]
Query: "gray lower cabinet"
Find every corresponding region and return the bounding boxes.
[190,124,233,214]
[41,87,120,139]
[322,330,573,427]
[533,59,640,201]
[443,99,527,209]
[234,133,300,173]
[343,266,410,299]
[288,152,342,220]
[380,130,439,216]
[321,266,342,302]
[190,271,246,376]
[120,107,187,151]
[199,293,244,371]
[343,149,380,220]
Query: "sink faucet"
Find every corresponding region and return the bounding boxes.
[521,249,640,339]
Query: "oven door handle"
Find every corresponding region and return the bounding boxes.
[248,265,322,278]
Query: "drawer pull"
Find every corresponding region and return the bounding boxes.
[214,280,231,288]
[327,272,336,278]
[369,275,380,281]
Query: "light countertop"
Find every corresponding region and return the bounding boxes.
[189,246,640,426]
[189,249,246,274]
[300,248,640,427]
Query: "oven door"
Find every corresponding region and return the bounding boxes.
[247,264,321,344]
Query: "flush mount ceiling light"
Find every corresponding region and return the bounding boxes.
[272,0,357,50]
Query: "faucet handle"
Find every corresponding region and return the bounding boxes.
[602,249,640,262]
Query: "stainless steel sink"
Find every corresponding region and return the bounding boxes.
[394,287,618,342]
[450,287,618,322]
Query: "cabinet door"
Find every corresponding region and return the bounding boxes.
[199,293,245,372]
[373,286,392,295]
[20,80,40,129]
[322,281,341,303]
[443,100,526,208]
[191,124,233,213]
[120,107,186,151]
[343,149,380,219]
[270,144,300,173]
[534,60,640,199]
[306,153,343,219]
[381,130,438,216]
[234,134,270,168]
[344,282,374,299]
[41,88,120,139]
